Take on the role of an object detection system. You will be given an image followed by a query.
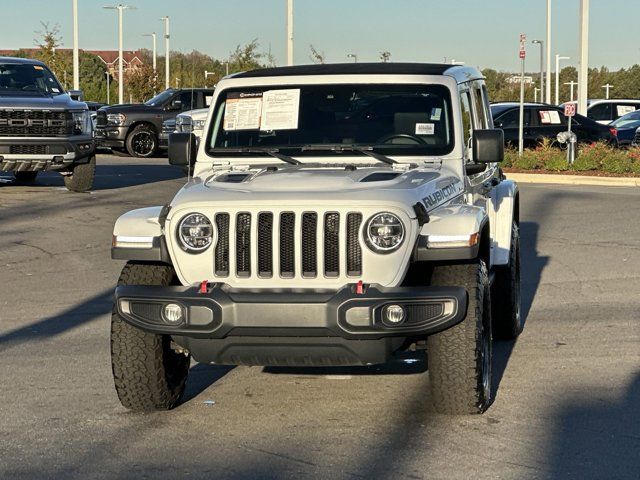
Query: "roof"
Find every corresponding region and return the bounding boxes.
[0,56,45,66]
[233,63,483,83]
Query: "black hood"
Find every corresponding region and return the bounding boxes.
[0,93,87,111]
[99,103,164,114]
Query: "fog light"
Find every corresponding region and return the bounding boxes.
[383,304,405,325]
[163,303,184,324]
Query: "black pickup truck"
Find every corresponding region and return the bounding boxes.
[95,88,214,158]
[0,57,95,192]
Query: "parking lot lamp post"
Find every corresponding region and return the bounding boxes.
[103,4,134,105]
[534,87,540,103]
[72,0,79,91]
[602,83,614,99]
[105,71,110,104]
[565,81,578,102]
[532,40,544,101]
[546,0,552,103]
[160,16,170,90]
[287,0,294,65]
[347,53,358,63]
[577,0,590,116]
[555,54,570,105]
[142,33,157,93]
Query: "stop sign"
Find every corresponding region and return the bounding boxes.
[564,103,577,117]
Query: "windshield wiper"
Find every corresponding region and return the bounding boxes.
[300,144,397,165]
[209,147,300,165]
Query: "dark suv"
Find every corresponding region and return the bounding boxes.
[0,57,95,192]
[95,88,214,158]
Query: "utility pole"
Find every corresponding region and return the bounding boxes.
[602,84,614,99]
[518,33,526,157]
[105,72,111,104]
[72,0,79,90]
[103,4,134,105]
[532,40,544,102]
[534,87,540,103]
[160,16,170,89]
[565,81,578,102]
[142,32,157,93]
[287,0,294,66]
[577,0,590,116]
[546,0,552,104]
[555,54,570,105]
[347,53,358,63]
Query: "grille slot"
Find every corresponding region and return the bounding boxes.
[96,111,107,128]
[279,212,295,278]
[301,213,318,278]
[130,302,163,323]
[405,304,445,324]
[346,213,363,276]
[324,213,340,277]
[236,213,251,277]
[215,214,230,276]
[0,110,72,137]
[257,213,273,277]
[10,145,47,155]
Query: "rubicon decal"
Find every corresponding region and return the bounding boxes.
[423,180,464,208]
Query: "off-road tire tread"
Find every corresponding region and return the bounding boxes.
[63,156,95,192]
[427,260,491,414]
[111,262,190,411]
[492,222,522,340]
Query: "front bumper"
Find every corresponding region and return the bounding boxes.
[115,283,468,366]
[94,125,127,148]
[0,135,95,172]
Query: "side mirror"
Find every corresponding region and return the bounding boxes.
[168,132,197,167]
[472,129,504,163]
[68,89,84,101]
[167,99,182,111]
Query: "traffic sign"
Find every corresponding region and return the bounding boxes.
[519,33,526,59]
[564,103,577,117]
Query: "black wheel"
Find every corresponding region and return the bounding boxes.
[126,124,158,158]
[111,262,190,412]
[492,222,522,340]
[63,156,95,192]
[13,171,38,184]
[427,260,492,414]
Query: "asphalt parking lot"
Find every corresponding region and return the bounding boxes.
[1,155,639,480]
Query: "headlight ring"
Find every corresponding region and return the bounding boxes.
[177,213,214,253]
[365,212,405,253]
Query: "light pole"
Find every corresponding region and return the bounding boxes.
[103,4,134,105]
[204,70,215,80]
[546,0,552,104]
[532,40,544,102]
[347,53,358,63]
[142,32,157,94]
[160,16,170,90]
[564,81,578,102]
[286,0,294,66]
[577,0,590,116]
[534,87,541,103]
[602,84,614,99]
[555,54,570,105]
[72,0,79,91]
[105,71,110,104]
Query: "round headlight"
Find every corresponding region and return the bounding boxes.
[177,213,213,253]
[366,212,405,253]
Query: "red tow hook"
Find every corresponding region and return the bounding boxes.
[199,280,209,294]
[355,280,365,295]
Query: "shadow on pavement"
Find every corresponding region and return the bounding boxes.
[182,363,235,403]
[545,374,640,479]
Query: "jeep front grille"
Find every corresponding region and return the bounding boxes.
[211,210,363,281]
[0,110,73,137]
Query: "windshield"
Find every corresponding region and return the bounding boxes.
[207,84,454,157]
[0,63,64,96]
[611,111,640,129]
[144,90,174,106]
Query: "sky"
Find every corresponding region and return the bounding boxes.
[0,0,637,72]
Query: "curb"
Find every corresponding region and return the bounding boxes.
[504,172,640,187]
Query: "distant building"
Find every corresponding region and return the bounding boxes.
[0,48,144,80]
[506,75,535,85]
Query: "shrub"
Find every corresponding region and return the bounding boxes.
[544,154,569,172]
[601,154,632,174]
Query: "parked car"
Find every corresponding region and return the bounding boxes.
[609,110,640,146]
[175,108,208,137]
[562,99,640,125]
[491,103,616,147]
[95,88,214,157]
[158,117,176,151]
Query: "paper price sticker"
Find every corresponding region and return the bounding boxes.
[415,123,435,135]
[223,92,263,131]
[260,89,301,131]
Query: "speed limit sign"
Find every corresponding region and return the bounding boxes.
[564,103,577,117]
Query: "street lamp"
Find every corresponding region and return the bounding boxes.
[105,71,111,104]
[555,54,570,105]
[103,4,135,105]
[347,53,358,63]
[160,16,170,90]
[72,0,79,91]
[534,87,541,103]
[532,40,544,102]
[142,32,157,94]
[564,81,578,102]
[602,83,614,99]
[546,0,552,104]
[287,0,294,66]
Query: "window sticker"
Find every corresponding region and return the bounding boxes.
[548,110,561,124]
[430,107,442,121]
[223,92,263,131]
[260,89,301,131]
[617,105,636,116]
[205,94,213,106]
[540,110,561,124]
[415,123,435,135]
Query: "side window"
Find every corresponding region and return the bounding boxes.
[588,103,612,122]
[460,91,474,152]
[179,91,196,111]
[615,103,638,119]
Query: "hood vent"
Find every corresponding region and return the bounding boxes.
[215,173,252,183]
[360,172,402,183]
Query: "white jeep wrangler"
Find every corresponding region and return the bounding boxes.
[110,63,521,415]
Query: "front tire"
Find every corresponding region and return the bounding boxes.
[427,260,492,414]
[126,124,158,158]
[63,156,95,192]
[492,222,522,340]
[111,262,190,412]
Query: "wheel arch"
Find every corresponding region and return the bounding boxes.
[489,179,519,267]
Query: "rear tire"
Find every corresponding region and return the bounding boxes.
[126,124,158,158]
[13,171,38,184]
[492,222,522,340]
[111,262,190,412]
[63,156,95,192]
[427,260,492,414]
